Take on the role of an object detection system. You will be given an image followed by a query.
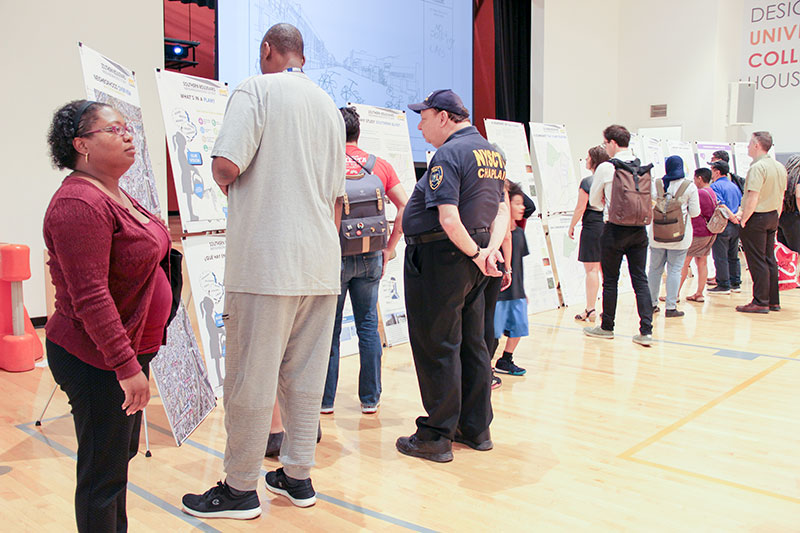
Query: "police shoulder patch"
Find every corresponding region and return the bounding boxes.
[429,165,443,190]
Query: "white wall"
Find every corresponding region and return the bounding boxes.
[0,0,166,318]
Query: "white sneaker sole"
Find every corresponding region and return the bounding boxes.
[266,482,317,508]
[181,505,262,519]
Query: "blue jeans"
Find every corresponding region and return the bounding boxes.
[323,251,383,408]
[711,221,742,289]
[648,247,688,310]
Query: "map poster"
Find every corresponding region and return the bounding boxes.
[695,142,732,170]
[78,43,161,216]
[546,214,585,308]
[150,303,216,446]
[378,240,409,347]
[641,137,667,180]
[350,103,418,200]
[156,69,229,233]
[664,140,698,177]
[529,123,579,216]
[484,118,536,196]
[522,217,560,314]
[182,235,227,397]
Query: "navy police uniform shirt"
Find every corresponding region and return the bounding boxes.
[403,126,506,236]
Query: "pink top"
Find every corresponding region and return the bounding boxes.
[692,187,718,237]
[44,176,172,380]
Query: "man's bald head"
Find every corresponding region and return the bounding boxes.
[262,23,304,56]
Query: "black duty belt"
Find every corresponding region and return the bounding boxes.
[405,227,489,245]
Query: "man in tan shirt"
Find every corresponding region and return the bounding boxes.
[737,131,788,313]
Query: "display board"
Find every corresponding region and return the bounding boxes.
[641,137,667,180]
[732,142,752,176]
[629,133,644,161]
[664,140,697,177]
[156,69,229,233]
[484,118,536,197]
[378,240,409,347]
[522,218,560,314]
[182,235,227,397]
[350,103,417,197]
[79,43,160,215]
[218,0,473,162]
[338,295,360,357]
[150,304,217,445]
[695,142,732,170]
[546,214,585,308]
[529,123,579,216]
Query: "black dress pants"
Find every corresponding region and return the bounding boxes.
[741,210,780,307]
[483,276,503,359]
[599,223,653,335]
[404,234,493,443]
[47,339,153,533]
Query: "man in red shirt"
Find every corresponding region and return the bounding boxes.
[321,106,408,414]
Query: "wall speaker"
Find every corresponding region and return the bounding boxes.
[728,81,755,125]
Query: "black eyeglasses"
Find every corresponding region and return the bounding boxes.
[80,124,134,137]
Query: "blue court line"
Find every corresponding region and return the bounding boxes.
[530,321,800,362]
[15,422,220,533]
[146,422,438,533]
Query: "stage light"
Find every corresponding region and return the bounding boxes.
[164,38,199,70]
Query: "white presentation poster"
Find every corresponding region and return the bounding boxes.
[150,303,217,445]
[641,137,667,180]
[338,295,360,357]
[78,43,161,215]
[378,239,409,347]
[578,159,591,180]
[733,141,752,176]
[529,123,579,216]
[426,150,435,166]
[350,103,417,198]
[547,214,585,308]
[664,140,697,177]
[156,69,229,233]
[484,118,536,197]
[522,218,560,314]
[182,235,227,397]
[695,142,732,170]
[629,133,644,161]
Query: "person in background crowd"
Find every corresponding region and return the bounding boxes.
[650,155,699,318]
[183,23,345,517]
[679,168,717,303]
[711,150,745,194]
[777,154,800,253]
[736,131,788,313]
[707,160,743,295]
[44,99,175,532]
[569,145,610,322]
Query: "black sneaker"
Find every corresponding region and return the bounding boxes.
[454,429,493,451]
[707,286,731,294]
[395,433,453,462]
[265,468,316,507]
[182,481,261,519]
[495,357,526,376]
[664,309,685,318]
[265,431,284,458]
[491,373,502,390]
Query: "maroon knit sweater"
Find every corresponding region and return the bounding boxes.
[44,176,171,380]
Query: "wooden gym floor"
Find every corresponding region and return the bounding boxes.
[3,254,800,531]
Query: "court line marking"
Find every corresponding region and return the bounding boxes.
[617,348,800,505]
[18,417,437,533]
[530,321,800,362]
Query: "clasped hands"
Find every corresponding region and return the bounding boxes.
[472,247,505,278]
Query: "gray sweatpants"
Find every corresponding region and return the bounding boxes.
[222,291,337,490]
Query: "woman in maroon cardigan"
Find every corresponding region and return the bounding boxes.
[44,100,173,532]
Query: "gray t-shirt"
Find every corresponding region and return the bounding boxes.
[213,71,346,295]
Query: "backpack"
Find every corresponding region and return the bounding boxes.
[705,202,732,234]
[652,179,691,243]
[340,153,388,256]
[607,158,654,226]
[730,172,745,194]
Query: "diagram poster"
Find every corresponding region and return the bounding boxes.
[485,118,536,197]
[182,235,227,397]
[378,240,409,347]
[529,123,579,216]
[547,214,585,308]
[629,133,644,161]
[695,142,732,170]
[733,141,752,176]
[156,70,229,233]
[664,140,697,177]
[350,103,417,199]
[150,303,217,445]
[522,218,560,314]
[641,137,667,181]
[78,43,161,215]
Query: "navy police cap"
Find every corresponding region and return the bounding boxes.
[408,89,469,117]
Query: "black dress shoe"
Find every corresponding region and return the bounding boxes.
[770,304,781,311]
[736,302,769,313]
[453,430,493,451]
[395,434,453,462]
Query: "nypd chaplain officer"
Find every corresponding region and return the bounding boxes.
[396,89,509,462]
